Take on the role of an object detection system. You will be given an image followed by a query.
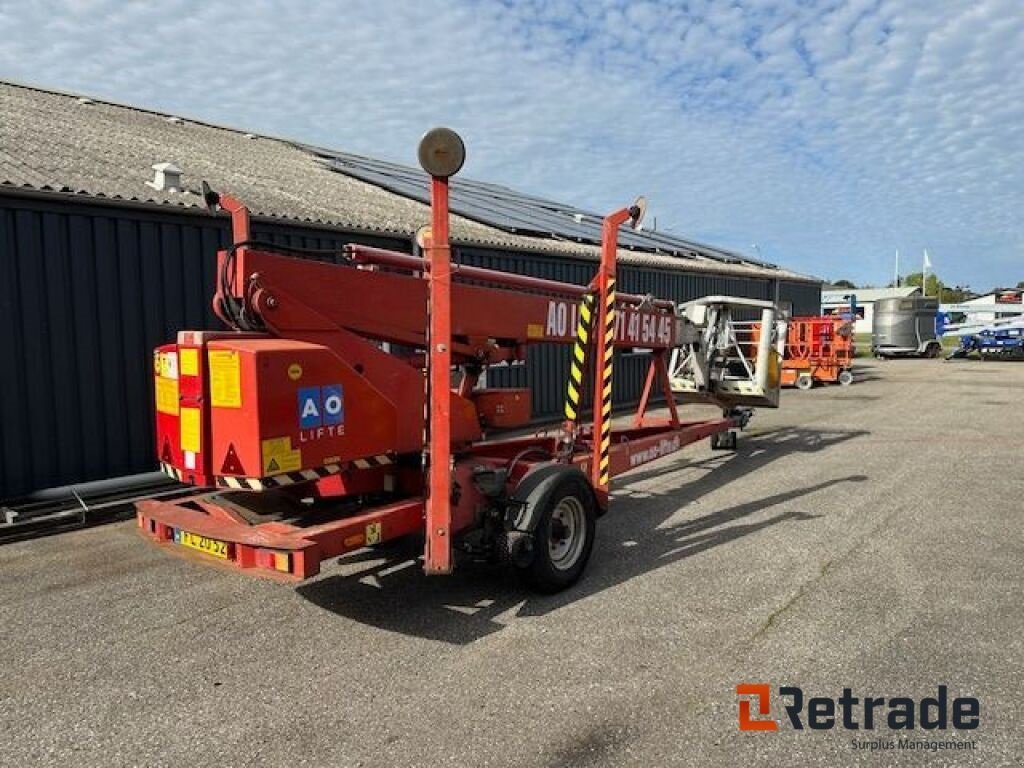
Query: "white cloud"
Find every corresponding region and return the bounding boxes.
[0,0,1021,288]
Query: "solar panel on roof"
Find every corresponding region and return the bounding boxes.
[307,146,776,270]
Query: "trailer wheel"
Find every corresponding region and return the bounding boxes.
[795,374,814,391]
[711,430,737,450]
[838,370,854,386]
[518,471,596,593]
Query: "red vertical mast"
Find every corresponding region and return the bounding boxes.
[418,128,466,575]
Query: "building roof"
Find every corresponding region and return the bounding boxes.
[821,286,920,303]
[959,291,1021,305]
[960,293,996,305]
[0,80,817,283]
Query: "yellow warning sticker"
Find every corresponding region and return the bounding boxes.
[155,376,179,415]
[365,522,382,546]
[179,348,199,377]
[527,323,545,340]
[287,363,303,381]
[261,436,302,476]
[180,407,201,453]
[208,350,242,408]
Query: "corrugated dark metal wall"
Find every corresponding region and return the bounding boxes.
[0,193,820,499]
[778,280,821,316]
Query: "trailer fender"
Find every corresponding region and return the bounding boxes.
[504,463,598,567]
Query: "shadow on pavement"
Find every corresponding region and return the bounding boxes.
[297,426,868,644]
[822,394,882,402]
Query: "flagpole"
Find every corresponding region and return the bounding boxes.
[895,248,900,287]
[922,248,928,297]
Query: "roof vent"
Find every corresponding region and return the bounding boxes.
[77,97,94,106]
[147,162,183,192]
[166,115,184,125]
[243,133,257,140]
[572,213,585,223]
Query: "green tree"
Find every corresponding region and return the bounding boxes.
[903,271,942,296]
[940,285,975,303]
[902,272,975,302]
[832,279,857,288]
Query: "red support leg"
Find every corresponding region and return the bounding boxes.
[634,353,660,427]
[658,352,681,428]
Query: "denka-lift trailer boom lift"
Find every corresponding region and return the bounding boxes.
[138,129,784,591]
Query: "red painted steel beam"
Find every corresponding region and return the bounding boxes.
[217,192,251,243]
[605,418,736,478]
[347,245,675,310]
[425,176,453,575]
[591,206,634,499]
[136,496,425,580]
[225,247,678,355]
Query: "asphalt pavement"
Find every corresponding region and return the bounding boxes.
[1,358,1021,767]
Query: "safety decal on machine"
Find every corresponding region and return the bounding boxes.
[155,350,179,380]
[160,462,183,481]
[155,376,179,416]
[215,454,392,491]
[261,436,303,476]
[179,348,199,377]
[598,279,616,488]
[208,350,242,408]
[365,522,382,546]
[564,293,595,422]
[179,407,201,453]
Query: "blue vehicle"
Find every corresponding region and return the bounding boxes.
[948,319,1024,360]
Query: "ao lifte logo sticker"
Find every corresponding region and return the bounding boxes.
[298,385,344,430]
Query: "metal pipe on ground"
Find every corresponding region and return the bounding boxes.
[1,471,199,544]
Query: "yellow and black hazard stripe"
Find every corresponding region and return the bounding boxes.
[214,454,394,491]
[160,462,184,482]
[564,292,596,422]
[598,279,616,487]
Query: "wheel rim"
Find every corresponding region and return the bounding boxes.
[548,496,586,571]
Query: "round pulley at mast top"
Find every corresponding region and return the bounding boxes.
[629,196,647,230]
[417,127,466,179]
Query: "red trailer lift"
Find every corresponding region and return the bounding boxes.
[137,129,753,591]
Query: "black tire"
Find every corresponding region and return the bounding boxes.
[795,374,813,391]
[838,369,854,386]
[711,431,737,451]
[519,472,597,593]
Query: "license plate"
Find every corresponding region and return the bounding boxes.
[177,530,229,559]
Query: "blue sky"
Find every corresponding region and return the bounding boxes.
[1,0,1021,288]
